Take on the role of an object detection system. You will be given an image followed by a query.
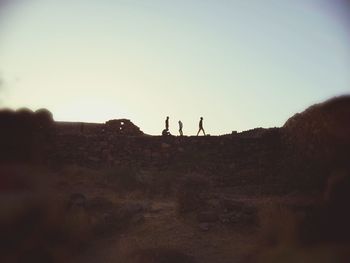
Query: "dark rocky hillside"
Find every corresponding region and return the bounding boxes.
[1,96,350,263]
[2,96,350,193]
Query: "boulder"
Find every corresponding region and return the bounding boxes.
[283,95,350,164]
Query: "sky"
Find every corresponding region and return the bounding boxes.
[0,0,349,135]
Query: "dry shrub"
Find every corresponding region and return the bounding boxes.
[0,195,94,263]
[251,200,350,262]
[125,247,197,263]
[258,202,299,247]
[300,169,350,244]
[245,202,302,263]
[176,173,211,214]
[105,166,142,192]
[141,170,179,197]
[0,165,94,263]
[104,167,180,197]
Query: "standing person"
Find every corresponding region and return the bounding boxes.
[165,116,169,131]
[178,120,183,136]
[196,117,206,136]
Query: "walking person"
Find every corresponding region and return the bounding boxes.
[165,116,169,131]
[196,117,206,136]
[178,120,183,136]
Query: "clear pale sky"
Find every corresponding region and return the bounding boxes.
[0,0,349,135]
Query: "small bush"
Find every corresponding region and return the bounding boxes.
[258,202,299,247]
[105,166,142,192]
[104,167,180,197]
[127,248,197,263]
[0,195,93,263]
[176,174,211,214]
[142,170,179,197]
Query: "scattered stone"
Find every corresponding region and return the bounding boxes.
[68,193,86,209]
[199,223,210,231]
[117,202,147,225]
[130,248,197,263]
[87,197,114,211]
[178,147,184,152]
[119,203,144,214]
[103,212,117,225]
[161,143,171,149]
[88,156,100,162]
[197,211,219,223]
[149,207,163,214]
[131,213,145,224]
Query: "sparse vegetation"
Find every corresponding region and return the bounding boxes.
[176,173,211,214]
[1,96,349,262]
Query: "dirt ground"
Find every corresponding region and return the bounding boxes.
[2,164,350,263]
[54,166,260,263]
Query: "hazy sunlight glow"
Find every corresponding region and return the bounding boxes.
[0,0,349,135]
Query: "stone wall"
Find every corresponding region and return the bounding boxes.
[46,128,289,193]
[54,119,143,136]
[2,96,349,194]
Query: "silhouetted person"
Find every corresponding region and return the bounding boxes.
[162,128,171,136]
[178,120,183,136]
[165,116,169,130]
[197,117,206,136]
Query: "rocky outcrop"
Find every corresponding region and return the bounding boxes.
[1,95,349,194]
[47,132,285,193]
[54,119,143,136]
[105,119,143,135]
[0,108,54,162]
[0,107,53,133]
[283,96,350,165]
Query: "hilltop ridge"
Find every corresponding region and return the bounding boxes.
[1,95,350,262]
[1,95,349,194]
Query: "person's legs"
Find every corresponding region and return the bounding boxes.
[202,128,206,135]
